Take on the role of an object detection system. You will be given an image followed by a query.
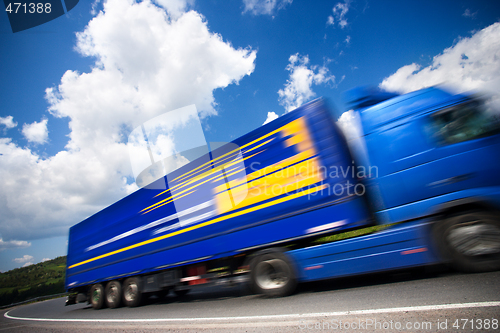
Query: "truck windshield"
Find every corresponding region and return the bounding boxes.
[430,99,500,145]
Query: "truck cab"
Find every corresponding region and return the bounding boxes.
[346,86,500,272]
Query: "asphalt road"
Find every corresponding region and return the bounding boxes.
[2,268,499,332]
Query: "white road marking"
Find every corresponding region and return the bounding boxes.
[4,301,500,323]
[0,325,28,331]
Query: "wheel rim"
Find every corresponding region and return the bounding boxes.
[255,258,289,290]
[447,222,500,256]
[92,287,101,304]
[107,284,118,303]
[124,282,138,302]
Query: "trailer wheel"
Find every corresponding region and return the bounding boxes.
[105,280,122,308]
[435,211,500,273]
[250,251,297,297]
[122,277,142,307]
[90,283,105,310]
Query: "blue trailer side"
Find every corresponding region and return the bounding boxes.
[65,99,373,307]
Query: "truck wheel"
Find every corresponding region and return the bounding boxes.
[90,283,105,310]
[105,280,122,308]
[250,251,297,297]
[122,277,142,307]
[435,211,500,273]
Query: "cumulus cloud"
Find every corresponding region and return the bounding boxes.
[327,0,351,29]
[22,118,49,144]
[278,54,335,112]
[242,0,292,16]
[380,22,500,105]
[13,254,34,263]
[42,258,50,262]
[22,262,33,267]
[0,116,17,130]
[263,111,279,125]
[0,238,31,251]
[0,0,256,242]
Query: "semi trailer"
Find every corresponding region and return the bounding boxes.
[66,86,500,309]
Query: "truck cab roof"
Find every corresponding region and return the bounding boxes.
[346,86,470,134]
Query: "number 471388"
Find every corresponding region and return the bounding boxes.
[453,319,498,330]
[5,3,52,14]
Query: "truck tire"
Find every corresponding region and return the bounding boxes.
[122,277,142,307]
[90,283,105,310]
[105,280,122,308]
[250,251,297,297]
[434,211,500,273]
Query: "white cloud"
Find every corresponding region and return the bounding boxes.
[263,111,279,125]
[278,54,335,112]
[327,0,350,29]
[0,0,256,242]
[336,109,370,168]
[0,116,17,130]
[0,238,31,251]
[380,22,500,105]
[13,254,34,263]
[462,9,477,19]
[91,0,101,15]
[154,0,194,19]
[242,0,292,16]
[42,258,50,262]
[22,262,33,267]
[22,118,49,144]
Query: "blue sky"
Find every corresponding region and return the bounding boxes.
[1,0,499,272]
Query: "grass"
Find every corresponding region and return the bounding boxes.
[313,223,399,244]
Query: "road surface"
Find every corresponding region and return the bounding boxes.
[1,268,499,332]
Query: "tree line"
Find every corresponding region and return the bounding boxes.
[0,256,66,306]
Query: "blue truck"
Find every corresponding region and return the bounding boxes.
[65,86,500,309]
